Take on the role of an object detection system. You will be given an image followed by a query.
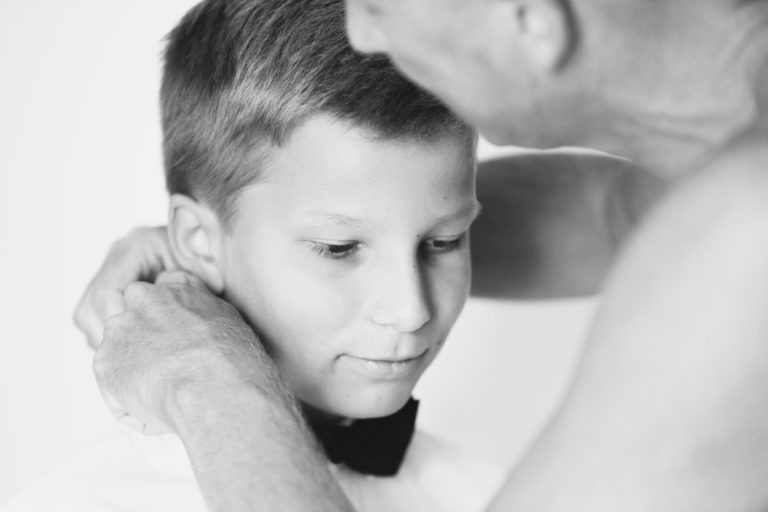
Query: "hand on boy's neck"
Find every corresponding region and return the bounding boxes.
[94,270,294,436]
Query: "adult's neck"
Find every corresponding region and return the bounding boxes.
[577,1,768,178]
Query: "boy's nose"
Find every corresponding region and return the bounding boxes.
[371,260,432,333]
[345,0,389,53]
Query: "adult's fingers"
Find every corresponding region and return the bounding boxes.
[155,270,207,290]
[74,226,174,349]
[74,288,126,350]
[73,301,101,350]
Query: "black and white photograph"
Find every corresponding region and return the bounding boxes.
[1,0,767,510]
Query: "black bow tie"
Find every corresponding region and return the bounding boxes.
[308,398,419,477]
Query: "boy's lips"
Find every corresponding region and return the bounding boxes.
[339,349,428,380]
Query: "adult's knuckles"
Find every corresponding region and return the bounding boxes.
[102,309,138,343]
[123,281,156,307]
[158,269,192,284]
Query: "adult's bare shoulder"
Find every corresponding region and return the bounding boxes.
[484,142,768,512]
[704,133,768,190]
[671,135,768,233]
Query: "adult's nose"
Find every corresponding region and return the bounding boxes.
[370,258,432,333]
[345,0,389,53]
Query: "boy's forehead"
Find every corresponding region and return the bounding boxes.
[236,116,477,225]
[265,115,476,178]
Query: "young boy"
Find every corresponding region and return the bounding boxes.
[1,0,502,510]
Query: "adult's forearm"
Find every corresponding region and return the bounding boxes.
[92,271,355,510]
[170,381,354,512]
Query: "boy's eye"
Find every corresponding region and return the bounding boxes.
[308,241,360,259]
[421,234,465,255]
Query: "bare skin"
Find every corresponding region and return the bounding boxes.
[489,140,768,511]
[94,270,354,512]
[75,226,177,349]
[82,151,660,512]
[80,0,768,510]
[342,2,768,508]
[77,152,662,345]
[471,152,664,299]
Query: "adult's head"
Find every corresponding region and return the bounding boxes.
[346,0,768,172]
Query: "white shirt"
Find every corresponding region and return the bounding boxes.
[1,426,504,512]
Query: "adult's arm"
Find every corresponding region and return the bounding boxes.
[487,143,768,511]
[79,150,662,510]
[95,149,768,512]
[472,150,666,299]
[94,270,353,512]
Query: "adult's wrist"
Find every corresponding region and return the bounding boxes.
[166,356,307,440]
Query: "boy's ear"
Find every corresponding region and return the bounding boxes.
[167,194,225,295]
[500,0,574,72]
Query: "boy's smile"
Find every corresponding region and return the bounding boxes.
[338,350,429,380]
[215,115,477,422]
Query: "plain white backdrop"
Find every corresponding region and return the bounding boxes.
[0,0,596,502]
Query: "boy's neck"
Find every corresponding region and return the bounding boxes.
[300,402,352,426]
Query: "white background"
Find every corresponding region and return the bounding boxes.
[0,0,595,502]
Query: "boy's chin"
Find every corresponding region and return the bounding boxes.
[304,389,414,424]
[348,398,411,420]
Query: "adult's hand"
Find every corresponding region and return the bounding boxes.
[93,270,280,435]
[74,226,176,349]
[92,270,353,512]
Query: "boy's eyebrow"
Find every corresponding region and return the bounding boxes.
[303,201,482,228]
[302,211,366,227]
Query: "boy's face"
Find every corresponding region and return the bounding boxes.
[219,116,477,422]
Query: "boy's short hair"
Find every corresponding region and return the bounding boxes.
[162,0,473,226]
